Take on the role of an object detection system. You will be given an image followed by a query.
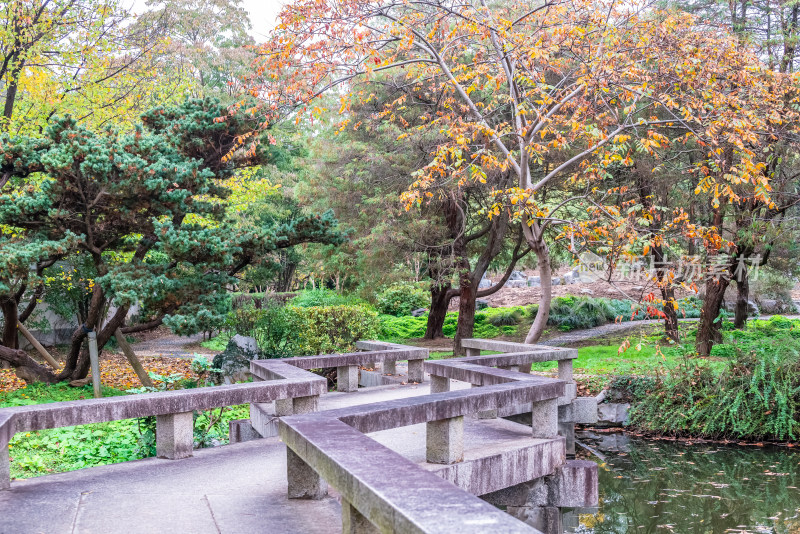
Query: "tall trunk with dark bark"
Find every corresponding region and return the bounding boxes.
[425,282,453,339]
[453,268,476,355]
[734,272,750,329]
[697,277,729,357]
[1,299,18,350]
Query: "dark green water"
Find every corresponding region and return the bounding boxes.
[572,431,800,533]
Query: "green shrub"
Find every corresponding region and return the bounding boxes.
[291,289,366,308]
[627,339,800,441]
[710,343,737,358]
[752,267,795,302]
[485,309,522,326]
[287,305,381,355]
[548,296,615,330]
[253,304,297,358]
[379,315,428,341]
[376,282,429,316]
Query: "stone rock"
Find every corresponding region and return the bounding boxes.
[478,277,492,289]
[232,334,258,354]
[509,270,526,281]
[552,276,562,286]
[631,285,644,291]
[756,298,794,314]
[411,308,428,317]
[527,276,541,287]
[580,288,594,296]
[562,272,574,285]
[69,377,92,387]
[476,299,490,310]
[212,335,258,384]
[505,279,527,288]
[597,403,629,426]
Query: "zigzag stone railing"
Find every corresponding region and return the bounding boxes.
[278,341,599,534]
[453,339,599,455]
[0,361,326,490]
[0,341,426,491]
[1,340,599,533]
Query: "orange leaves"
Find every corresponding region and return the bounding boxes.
[0,369,26,393]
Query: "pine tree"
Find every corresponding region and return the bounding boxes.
[0,98,342,383]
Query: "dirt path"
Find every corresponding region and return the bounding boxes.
[129,332,213,359]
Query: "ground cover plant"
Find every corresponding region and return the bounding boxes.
[625,317,800,441]
[1,360,250,480]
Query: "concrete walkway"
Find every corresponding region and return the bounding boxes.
[1,381,537,534]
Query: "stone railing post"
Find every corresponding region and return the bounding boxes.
[557,359,577,401]
[472,384,497,419]
[464,347,481,357]
[287,448,327,499]
[1,442,9,490]
[530,398,558,439]
[430,375,450,393]
[275,395,319,416]
[338,365,359,392]
[342,500,379,533]
[156,411,194,459]
[383,359,397,375]
[426,416,464,464]
[407,359,424,383]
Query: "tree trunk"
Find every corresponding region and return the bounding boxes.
[453,271,476,356]
[734,271,750,329]
[652,246,680,343]
[115,327,154,387]
[661,290,680,342]
[696,277,729,357]
[1,299,19,350]
[525,238,552,343]
[425,283,452,340]
[0,345,59,384]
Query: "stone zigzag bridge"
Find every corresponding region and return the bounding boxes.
[0,340,600,534]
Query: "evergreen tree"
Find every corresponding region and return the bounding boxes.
[0,98,341,383]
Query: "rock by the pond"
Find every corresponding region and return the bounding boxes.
[562,272,575,285]
[580,288,594,296]
[596,403,629,426]
[527,276,541,287]
[505,279,527,288]
[411,308,428,317]
[478,277,492,289]
[476,299,490,310]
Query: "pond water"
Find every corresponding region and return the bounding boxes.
[571,431,800,533]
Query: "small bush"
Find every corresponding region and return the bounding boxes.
[376,282,429,316]
[291,289,366,308]
[379,315,428,341]
[751,267,795,302]
[486,309,522,327]
[548,296,615,330]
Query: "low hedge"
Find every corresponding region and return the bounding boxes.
[226,303,380,357]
